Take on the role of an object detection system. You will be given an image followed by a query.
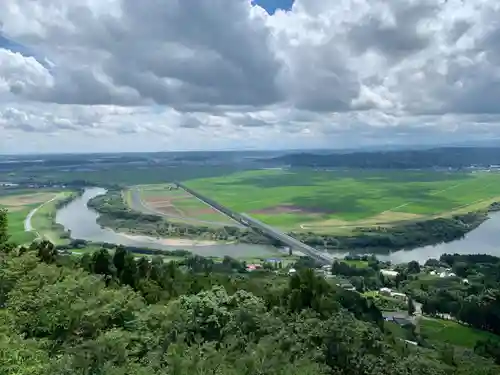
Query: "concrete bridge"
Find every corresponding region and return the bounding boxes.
[175,182,333,265]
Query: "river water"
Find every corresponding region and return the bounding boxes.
[55,188,280,258]
[56,188,500,263]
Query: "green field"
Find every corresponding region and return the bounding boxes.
[134,185,236,226]
[183,169,500,231]
[1,189,62,244]
[0,189,72,245]
[420,318,500,348]
[6,208,37,244]
[29,192,73,245]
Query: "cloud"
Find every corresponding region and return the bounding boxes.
[3,0,500,153]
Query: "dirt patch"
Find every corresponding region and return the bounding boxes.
[145,197,172,204]
[153,205,184,216]
[251,204,330,215]
[0,193,55,208]
[187,208,222,215]
[366,211,423,224]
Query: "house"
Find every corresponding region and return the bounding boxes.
[392,317,414,327]
[381,269,399,278]
[246,264,262,272]
[322,265,332,272]
[439,271,456,278]
[379,287,392,296]
[336,280,356,291]
[383,312,414,327]
[391,292,408,301]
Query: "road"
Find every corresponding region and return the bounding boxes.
[24,194,60,234]
[128,187,243,228]
[175,182,333,265]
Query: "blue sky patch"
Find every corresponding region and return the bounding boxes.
[0,33,51,69]
[252,0,294,15]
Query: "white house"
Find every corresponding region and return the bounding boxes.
[379,287,392,296]
[381,269,399,278]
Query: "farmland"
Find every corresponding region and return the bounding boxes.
[182,169,500,232]
[0,188,70,244]
[128,185,238,227]
[419,318,500,348]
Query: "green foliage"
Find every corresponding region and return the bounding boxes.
[0,240,499,374]
[88,190,273,246]
[186,169,500,227]
[0,208,10,245]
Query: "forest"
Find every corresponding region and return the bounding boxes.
[270,147,500,169]
[1,208,500,374]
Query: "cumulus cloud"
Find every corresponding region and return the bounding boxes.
[2,0,500,153]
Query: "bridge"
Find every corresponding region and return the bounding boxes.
[175,182,333,265]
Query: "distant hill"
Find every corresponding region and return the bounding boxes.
[266,147,500,170]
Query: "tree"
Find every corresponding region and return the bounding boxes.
[120,252,137,288]
[407,260,421,274]
[35,240,58,264]
[113,246,127,276]
[92,248,116,282]
[408,297,416,316]
[0,208,9,246]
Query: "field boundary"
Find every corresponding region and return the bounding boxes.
[298,193,500,233]
[127,186,243,228]
[24,193,60,233]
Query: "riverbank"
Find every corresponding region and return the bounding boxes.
[119,232,220,247]
[52,187,500,263]
[25,191,81,245]
[292,211,489,254]
[87,189,274,246]
[88,188,491,256]
[55,188,282,258]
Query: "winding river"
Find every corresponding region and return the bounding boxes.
[55,188,281,257]
[55,187,500,263]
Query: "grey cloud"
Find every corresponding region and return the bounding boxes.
[1,0,282,108]
[347,1,436,60]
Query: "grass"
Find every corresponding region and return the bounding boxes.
[184,169,500,232]
[0,188,65,245]
[6,208,37,244]
[419,318,500,348]
[343,260,369,268]
[135,185,236,225]
[30,192,73,245]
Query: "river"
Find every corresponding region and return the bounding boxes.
[55,187,281,258]
[56,187,500,263]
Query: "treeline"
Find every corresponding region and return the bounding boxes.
[1,209,500,373]
[293,212,487,253]
[270,147,500,169]
[88,190,274,245]
[414,254,500,334]
[54,188,85,209]
[392,253,500,364]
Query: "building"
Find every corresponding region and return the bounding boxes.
[381,269,399,278]
[379,287,392,296]
[391,292,408,301]
[378,288,407,301]
[246,264,262,272]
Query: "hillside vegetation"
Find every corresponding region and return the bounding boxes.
[1,209,500,374]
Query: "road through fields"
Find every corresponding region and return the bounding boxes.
[128,187,242,228]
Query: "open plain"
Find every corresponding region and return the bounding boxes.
[180,169,500,232]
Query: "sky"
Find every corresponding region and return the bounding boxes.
[1,0,500,154]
